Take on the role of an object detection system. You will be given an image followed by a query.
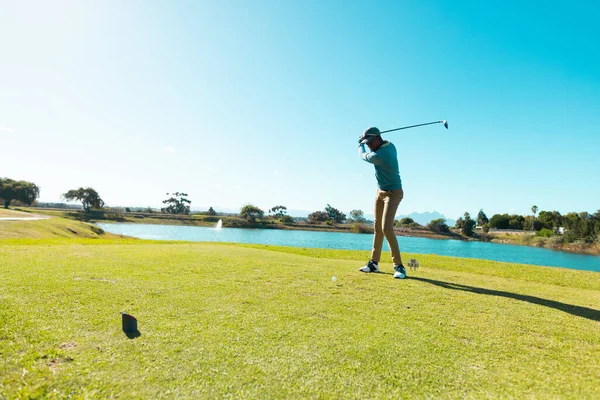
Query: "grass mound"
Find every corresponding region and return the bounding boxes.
[1,241,599,398]
[0,217,114,239]
[0,209,36,218]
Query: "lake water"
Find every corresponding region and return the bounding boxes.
[97,223,600,272]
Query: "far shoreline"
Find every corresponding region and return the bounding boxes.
[16,207,600,257]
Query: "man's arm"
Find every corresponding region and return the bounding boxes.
[358,144,383,165]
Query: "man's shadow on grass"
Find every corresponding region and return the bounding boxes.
[409,277,600,322]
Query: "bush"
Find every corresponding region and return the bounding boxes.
[399,217,414,226]
[563,230,580,243]
[308,211,329,223]
[572,240,588,251]
[478,232,493,242]
[350,223,372,234]
[280,215,294,224]
[521,234,534,244]
[428,218,450,233]
[240,204,264,223]
[548,236,564,248]
[482,223,490,233]
[395,219,421,229]
[90,225,105,235]
[226,217,251,227]
[536,228,554,238]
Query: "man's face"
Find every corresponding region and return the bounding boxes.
[367,136,381,151]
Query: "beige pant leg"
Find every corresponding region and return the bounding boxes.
[370,189,385,263]
[382,188,404,265]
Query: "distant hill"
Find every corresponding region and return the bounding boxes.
[396,211,456,227]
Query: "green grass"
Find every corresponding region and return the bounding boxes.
[0,217,117,240]
[1,240,599,398]
[0,208,37,218]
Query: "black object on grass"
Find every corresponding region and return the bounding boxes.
[121,312,141,339]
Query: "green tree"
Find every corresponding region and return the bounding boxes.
[563,212,582,233]
[161,192,191,215]
[592,210,600,239]
[18,182,40,206]
[462,212,476,236]
[428,218,449,233]
[207,207,217,216]
[0,178,40,208]
[240,204,264,223]
[455,217,464,230]
[269,205,287,219]
[324,204,346,223]
[531,205,538,232]
[537,210,562,231]
[524,216,544,231]
[398,217,414,226]
[579,212,597,243]
[477,209,489,226]
[489,214,510,229]
[63,187,104,212]
[307,211,329,223]
[508,215,525,230]
[280,215,294,224]
[348,209,366,223]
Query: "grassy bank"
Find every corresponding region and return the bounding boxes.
[0,216,119,240]
[492,232,600,255]
[1,240,599,398]
[0,208,41,218]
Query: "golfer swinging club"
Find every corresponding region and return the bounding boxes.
[357,127,406,279]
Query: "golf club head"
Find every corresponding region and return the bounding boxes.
[442,120,448,129]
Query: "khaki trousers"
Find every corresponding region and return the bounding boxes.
[371,188,404,265]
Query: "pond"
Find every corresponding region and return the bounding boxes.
[97,223,600,272]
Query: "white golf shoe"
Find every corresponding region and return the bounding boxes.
[394,265,407,279]
[359,260,379,273]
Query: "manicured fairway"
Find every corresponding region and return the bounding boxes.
[1,241,599,398]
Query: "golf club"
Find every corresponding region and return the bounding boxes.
[380,120,448,134]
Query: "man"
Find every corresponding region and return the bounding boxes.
[357,127,406,279]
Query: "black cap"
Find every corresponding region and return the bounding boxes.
[360,127,381,144]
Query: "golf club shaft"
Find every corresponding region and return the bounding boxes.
[380,121,444,134]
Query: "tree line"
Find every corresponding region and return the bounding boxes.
[2,176,598,243]
[450,207,600,244]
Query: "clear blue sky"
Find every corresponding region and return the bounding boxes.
[1,1,599,220]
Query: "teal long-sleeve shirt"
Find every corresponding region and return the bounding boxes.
[358,141,402,191]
